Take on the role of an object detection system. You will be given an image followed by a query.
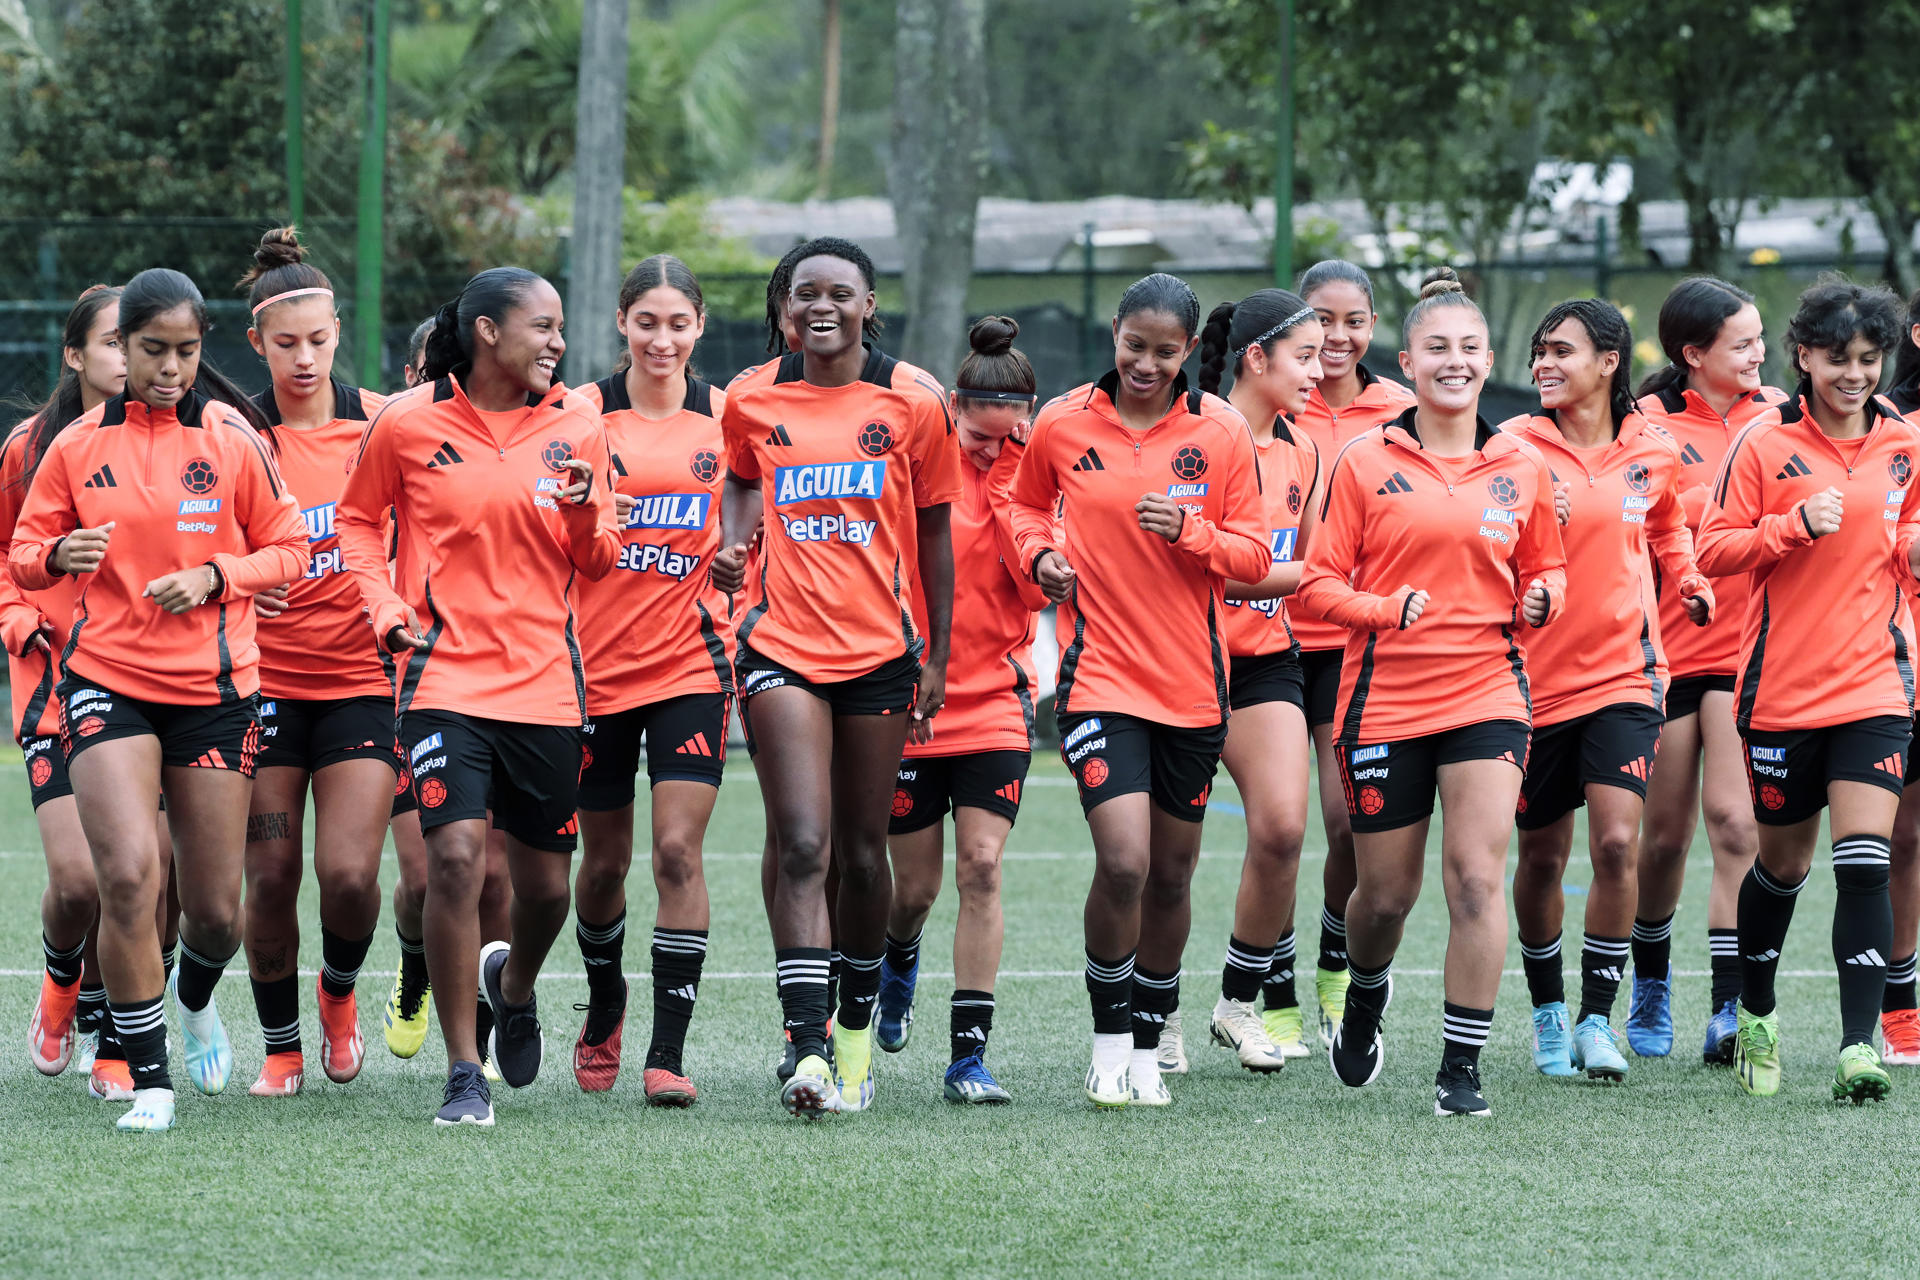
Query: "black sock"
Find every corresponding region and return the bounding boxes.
[42,934,83,986]
[1346,956,1391,1023]
[647,928,708,1073]
[1222,933,1273,1004]
[1086,949,1135,1035]
[1131,967,1179,1050]
[77,983,108,1035]
[319,927,374,999]
[775,947,831,1060]
[1317,904,1348,971]
[1737,863,1805,1018]
[1442,1001,1494,1067]
[174,940,230,1013]
[1833,835,1892,1048]
[1631,913,1673,979]
[837,950,883,1030]
[161,941,177,981]
[1577,933,1630,1023]
[951,988,994,1062]
[112,995,171,1091]
[1708,928,1741,1009]
[396,927,428,1005]
[251,974,302,1056]
[1519,933,1564,1007]
[884,929,923,977]
[827,950,842,1024]
[95,993,124,1063]
[1885,952,1918,1013]
[576,909,627,1003]
[1262,931,1299,1009]
[475,994,495,1064]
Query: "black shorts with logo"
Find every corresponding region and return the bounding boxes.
[58,678,260,775]
[889,749,1031,834]
[580,692,730,810]
[735,641,920,755]
[1666,672,1736,723]
[255,695,404,776]
[1300,648,1343,729]
[1338,719,1531,834]
[1228,650,1306,713]
[23,734,71,809]
[1058,711,1227,823]
[1742,715,1913,827]
[1517,703,1665,830]
[400,709,584,853]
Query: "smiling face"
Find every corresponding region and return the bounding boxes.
[951,398,1029,470]
[1530,318,1615,413]
[1685,302,1765,399]
[617,284,704,383]
[1305,279,1375,386]
[250,295,339,406]
[1241,318,1325,417]
[125,302,204,410]
[789,255,873,362]
[65,300,125,406]
[1801,332,1884,424]
[1111,309,1198,409]
[476,278,565,394]
[1400,305,1493,412]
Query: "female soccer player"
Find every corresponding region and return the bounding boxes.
[1297,269,1566,1117]
[1291,260,1415,1045]
[1633,279,1786,1062]
[338,267,622,1127]
[569,255,731,1105]
[9,284,122,1090]
[1696,277,1919,1104]
[9,267,312,1132]
[874,316,1047,1105]
[1883,296,1920,1066]
[1504,300,1714,1083]
[232,228,393,1097]
[1194,289,1323,1068]
[1009,272,1269,1108]
[716,236,959,1118]
[402,316,437,389]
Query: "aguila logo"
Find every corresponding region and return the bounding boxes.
[180,457,218,494]
[541,439,573,472]
[1893,452,1913,486]
[1171,445,1208,481]
[1623,462,1651,494]
[1486,474,1519,508]
[689,448,719,483]
[858,421,894,458]
[1286,482,1302,516]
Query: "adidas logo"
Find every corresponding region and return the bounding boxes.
[1619,756,1650,781]
[955,1026,987,1043]
[1874,754,1904,776]
[1072,448,1106,472]
[1190,784,1210,807]
[1680,443,1705,465]
[666,984,697,1002]
[1845,949,1888,967]
[1746,948,1781,963]
[556,815,579,836]
[1589,966,1624,982]
[428,442,465,468]
[191,749,227,769]
[84,465,117,489]
[995,781,1022,804]
[1376,471,1414,495]
[1775,453,1812,479]
[764,424,794,447]
[675,733,716,757]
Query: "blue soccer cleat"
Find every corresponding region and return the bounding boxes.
[1625,966,1673,1057]
[1572,1014,1629,1082]
[943,1052,1012,1105]
[874,954,918,1054]
[1531,1002,1576,1078]
[1702,998,1739,1066]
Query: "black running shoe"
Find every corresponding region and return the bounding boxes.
[433,1060,494,1127]
[480,941,543,1088]
[1329,1006,1385,1087]
[1434,1057,1492,1116]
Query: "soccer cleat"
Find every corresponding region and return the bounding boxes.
[1085,1049,1130,1109]
[1733,1005,1782,1098]
[1624,966,1674,1057]
[1129,1055,1172,1106]
[1530,1002,1576,1078]
[433,1061,494,1127]
[89,1058,135,1101]
[833,1024,876,1112]
[1703,999,1740,1066]
[383,970,432,1059]
[249,1050,305,1097]
[1572,1014,1629,1082]
[1881,1008,1920,1066]
[1156,1009,1189,1074]
[1833,1043,1893,1105]
[480,940,543,1088]
[316,979,364,1084]
[1434,1058,1492,1116]
[72,1028,100,1075]
[28,973,80,1074]
[115,1087,176,1133]
[774,1031,798,1082]
[1209,997,1288,1073]
[1315,966,1350,1049]
[1259,1005,1312,1059]
[572,981,628,1094]
[643,1066,698,1107]
[874,954,918,1053]
[944,1052,1012,1104]
[1329,979,1390,1088]
[170,970,232,1096]
[781,1053,844,1119]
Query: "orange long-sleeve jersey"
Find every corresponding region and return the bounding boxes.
[1501,411,1710,726]
[1696,394,1920,732]
[336,375,622,727]
[1223,418,1320,659]
[1009,372,1270,727]
[0,420,79,739]
[723,347,962,683]
[572,374,734,715]
[252,379,391,700]
[1297,409,1567,744]
[9,391,310,705]
[1288,367,1416,654]
[904,438,1047,757]
[1638,383,1789,679]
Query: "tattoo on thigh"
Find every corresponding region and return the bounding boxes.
[247,811,292,844]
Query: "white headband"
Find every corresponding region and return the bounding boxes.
[252,287,334,317]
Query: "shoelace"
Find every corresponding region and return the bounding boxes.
[1744,1018,1779,1057]
[572,997,622,1046]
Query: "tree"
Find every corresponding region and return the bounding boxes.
[887,0,986,381]
[815,0,840,198]
[568,0,629,384]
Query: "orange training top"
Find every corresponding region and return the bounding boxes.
[1223,417,1320,659]
[1009,372,1271,728]
[0,419,79,739]
[336,375,622,727]
[723,346,962,683]
[1297,407,1568,744]
[1696,393,1920,732]
[8,391,311,706]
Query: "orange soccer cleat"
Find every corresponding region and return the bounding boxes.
[316,979,365,1084]
[249,1050,305,1097]
[28,973,81,1075]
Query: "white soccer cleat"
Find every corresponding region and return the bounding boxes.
[115,1087,176,1133]
[1209,996,1289,1073]
[1156,1008,1189,1075]
[1128,1051,1172,1106]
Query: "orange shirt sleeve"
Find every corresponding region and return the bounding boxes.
[909,392,963,508]
[722,381,761,481]
[1696,430,1817,575]
[1170,419,1271,582]
[1895,471,1920,593]
[337,407,409,641]
[207,424,310,599]
[1513,452,1567,627]
[988,442,1049,613]
[0,429,46,655]
[8,431,79,594]
[556,413,622,580]
[1008,410,1062,578]
[1646,463,1711,607]
[1296,447,1407,632]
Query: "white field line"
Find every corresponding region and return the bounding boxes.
[0,966,1843,982]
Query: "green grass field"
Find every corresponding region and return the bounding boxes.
[0,754,1906,1278]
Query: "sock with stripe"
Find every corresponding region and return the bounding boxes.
[1631,912,1673,978]
[42,933,84,986]
[93,989,125,1064]
[1317,904,1349,972]
[396,927,428,1006]
[1131,967,1179,1050]
[112,995,172,1092]
[1577,933,1630,1023]
[174,939,231,1013]
[1832,835,1892,1048]
[1737,863,1805,1018]
[836,949,883,1031]
[575,909,627,1003]
[647,928,708,1074]
[319,927,374,999]
[1885,952,1918,1013]
[1519,933,1563,1007]
[1345,956,1391,1024]
[1441,1001,1494,1067]
[1085,949,1135,1035]
[775,947,831,1061]
[251,975,302,1057]
[950,989,994,1062]
[1262,931,1299,1009]
[1222,933,1274,1003]
[827,950,842,1024]
[1708,928,1741,1008]
[161,941,178,981]
[885,928,923,977]
[77,982,109,1036]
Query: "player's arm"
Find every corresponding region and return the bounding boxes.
[336,407,415,648]
[986,441,1049,612]
[556,416,621,580]
[1648,462,1714,624]
[1008,411,1073,601]
[1696,432,1823,574]
[0,432,53,654]
[1227,440,1318,602]
[1296,452,1421,631]
[1515,458,1568,628]
[9,435,84,593]
[1157,428,1269,582]
[200,425,311,601]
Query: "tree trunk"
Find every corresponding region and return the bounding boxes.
[888,0,987,382]
[567,0,629,386]
[815,0,840,199]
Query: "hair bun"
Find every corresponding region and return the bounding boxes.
[1419,266,1463,300]
[255,226,306,270]
[968,315,1019,356]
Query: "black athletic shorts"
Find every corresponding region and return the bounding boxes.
[889,749,1031,833]
[580,692,730,809]
[1300,648,1343,729]
[23,734,71,809]
[735,641,920,755]
[1742,715,1913,827]
[1228,650,1306,712]
[1338,719,1531,834]
[1517,703,1665,830]
[1666,672,1735,722]
[400,709,584,853]
[255,694,404,776]
[1059,711,1227,822]
[57,678,260,776]
[389,757,417,818]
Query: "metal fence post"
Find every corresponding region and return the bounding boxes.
[355,0,390,383]
[1595,213,1611,299]
[1079,220,1095,377]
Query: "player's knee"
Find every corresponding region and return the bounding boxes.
[1590,829,1638,883]
[1246,816,1307,868]
[1093,855,1148,906]
[1448,870,1503,923]
[1353,883,1417,925]
[776,834,830,885]
[651,839,702,896]
[953,844,1001,902]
